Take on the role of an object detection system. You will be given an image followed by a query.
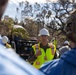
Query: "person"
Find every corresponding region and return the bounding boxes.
[53,36,57,49]
[0,0,45,75]
[59,40,71,56]
[27,28,57,69]
[40,9,76,75]
[8,34,16,51]
[2,36,12,48]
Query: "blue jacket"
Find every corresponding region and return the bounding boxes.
[40,47,76,75]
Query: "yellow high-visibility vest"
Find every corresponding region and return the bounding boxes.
[53,39,57,48]
[6,43,11,48]
[32,43,56,69]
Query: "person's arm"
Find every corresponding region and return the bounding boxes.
[27,48,37,64]
[53,51,57,59]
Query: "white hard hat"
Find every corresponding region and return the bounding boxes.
[2,36,8,44]
[64,41,70,45]
[38,28,50,36]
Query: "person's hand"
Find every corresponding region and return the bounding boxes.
[35,50,41,57]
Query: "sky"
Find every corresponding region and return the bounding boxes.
[3,0,58,21]
[10,0,46,4]
[10,0,58,4]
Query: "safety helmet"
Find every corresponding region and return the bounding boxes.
[64,41,70,45]
[64,9,76,43]
[38,28,50,36]
[2,36,8,44]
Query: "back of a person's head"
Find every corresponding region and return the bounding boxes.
[65,9,76,43]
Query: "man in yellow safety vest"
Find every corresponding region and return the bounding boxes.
[28,28,57,69]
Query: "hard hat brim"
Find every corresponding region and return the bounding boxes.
[38,34,50,36]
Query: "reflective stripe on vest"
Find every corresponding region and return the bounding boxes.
[50,44,55,55]
[32,43,55,69]
[34,44,40,54]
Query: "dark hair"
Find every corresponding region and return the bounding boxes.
[65,9,76,43]
[0,0,8,6]
[0,0,8,20]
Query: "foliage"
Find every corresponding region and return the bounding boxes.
[1,17,29,39]
[15,0,76,40]
[2,17,14,30]
[11,28,29,39]
[23,18,38,37]
[0,17,14,35]
[46,0,76,37]
[0,23,9,35]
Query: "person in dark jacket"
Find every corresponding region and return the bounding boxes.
[40,9,76,75]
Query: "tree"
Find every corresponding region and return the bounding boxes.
[23,18,38,37]
[1,16,29,40]
[1,17,14,36]
[19,1,52,28]
[47,0,76,36]
[17,0,76,39]
[11,28,29,39]
[0,23,9,35]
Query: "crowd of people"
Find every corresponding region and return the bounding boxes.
[0,0,76,75]
[40,9,76,75]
